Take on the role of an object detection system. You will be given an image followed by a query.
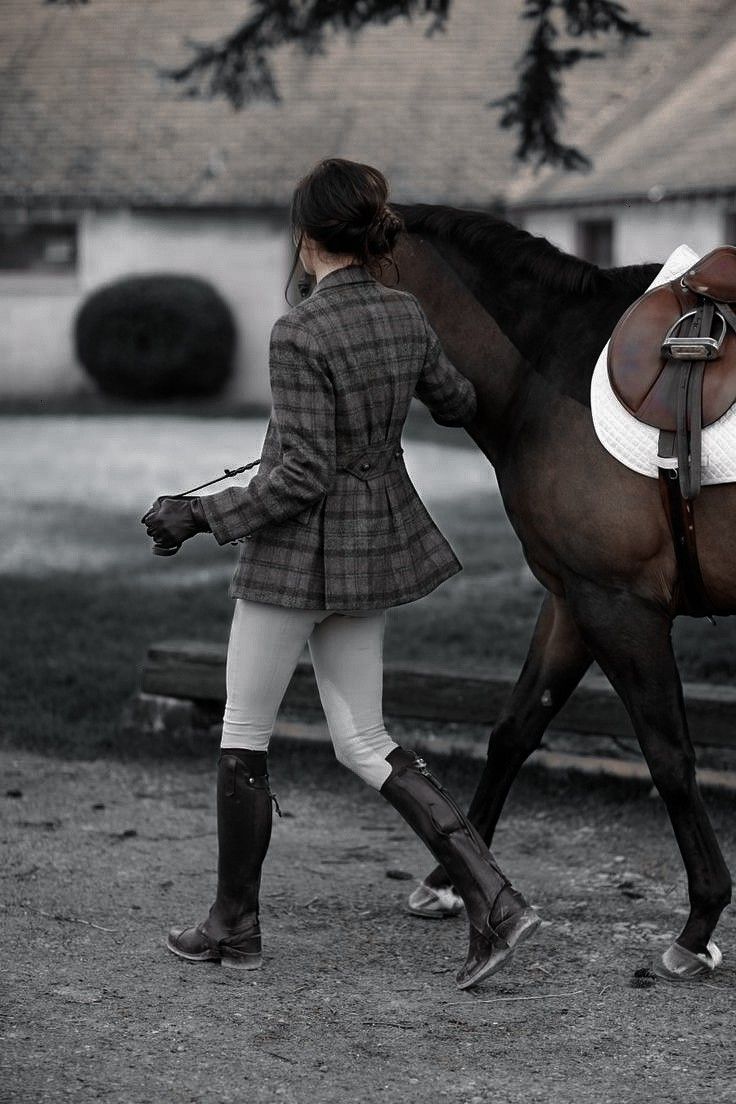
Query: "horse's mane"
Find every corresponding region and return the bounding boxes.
[395,203,655,300]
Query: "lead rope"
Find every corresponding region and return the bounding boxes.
[150,457,261,556]
[172,458,261,498]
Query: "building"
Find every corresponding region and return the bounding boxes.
[508,2,736,265]
[1,0,735,403]
[0,0,524,404]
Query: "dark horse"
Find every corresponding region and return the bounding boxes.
[383,204,733,970]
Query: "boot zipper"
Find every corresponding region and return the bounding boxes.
[413,755,484,856]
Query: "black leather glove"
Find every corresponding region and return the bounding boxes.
[140,496,211,550]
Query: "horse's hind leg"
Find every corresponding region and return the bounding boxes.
[568,582,731,959]
[421,592,593,895]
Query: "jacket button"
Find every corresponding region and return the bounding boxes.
[360,462,371,471]
[394,449,401,458]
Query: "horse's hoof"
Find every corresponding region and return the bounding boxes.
[653,939,722,981]
[407,881,464,919]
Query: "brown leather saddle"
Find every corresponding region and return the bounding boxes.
[607,245,736,615]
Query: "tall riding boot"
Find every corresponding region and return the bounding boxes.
[380,747,540,989]
[167,749,280,970]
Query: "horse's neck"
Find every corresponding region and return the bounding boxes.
[392,235,528,463]
[396,231,659,425]
[405,233,547,363]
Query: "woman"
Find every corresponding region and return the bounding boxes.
[142,158,539,990]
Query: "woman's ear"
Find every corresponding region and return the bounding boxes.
[299,234,316,275]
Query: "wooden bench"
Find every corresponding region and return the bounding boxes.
[141,639,736,748]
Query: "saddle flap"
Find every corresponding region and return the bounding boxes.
[682,245,736,302]
[608,281,736,431]
[608,284,684,430]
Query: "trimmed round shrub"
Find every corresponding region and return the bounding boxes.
[74,273,237,400]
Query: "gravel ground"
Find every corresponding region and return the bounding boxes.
[2,741,735,1104]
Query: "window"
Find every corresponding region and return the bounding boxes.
[725,211,736,245]
[0,222,77,273]
[576,218,613,267]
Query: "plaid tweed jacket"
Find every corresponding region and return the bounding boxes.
[200,264,477,610]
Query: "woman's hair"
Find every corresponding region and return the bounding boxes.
[286,158,403,300]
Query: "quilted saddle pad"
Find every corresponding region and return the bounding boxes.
[591,244,736,485]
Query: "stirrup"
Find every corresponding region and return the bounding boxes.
[661,309,727,360]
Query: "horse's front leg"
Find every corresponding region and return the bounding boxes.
[568,581,731,966]
[418,592,592,904]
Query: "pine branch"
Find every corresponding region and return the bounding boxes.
[163,1,452,109]
[42,0,648,172]
[492,0,648,171]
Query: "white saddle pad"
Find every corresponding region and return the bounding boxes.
[591,244,736,485]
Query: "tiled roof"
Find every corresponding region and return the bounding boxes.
[0,0,528,208]
[1,0,734,210]
[508,0,736,208]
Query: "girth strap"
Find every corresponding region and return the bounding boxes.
[657,468,712,617]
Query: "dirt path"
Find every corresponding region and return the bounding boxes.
[2,743,735,1104]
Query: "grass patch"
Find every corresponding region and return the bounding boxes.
[0,570,233,758]
[2,490,541,758]
[4,489,736,761]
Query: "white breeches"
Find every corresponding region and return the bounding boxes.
[220,599,399,790]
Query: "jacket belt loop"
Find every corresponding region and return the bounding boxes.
[337,440,404,482]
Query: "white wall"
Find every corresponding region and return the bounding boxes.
[520,196,733,266]
[614,199,726,266]
[0,282,85,397]
[0,208,291,402]
[8,196,730,403]
[519,210,578,256]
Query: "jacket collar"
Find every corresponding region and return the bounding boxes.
[312,264,376,294]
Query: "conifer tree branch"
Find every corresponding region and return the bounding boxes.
[492,0,648,170]
[42,0,648,171]
[162,1,451,109]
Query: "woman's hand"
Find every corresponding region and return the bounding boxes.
[141,496,210,551]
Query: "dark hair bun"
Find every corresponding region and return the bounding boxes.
[290,158,404,272]
[365,206,404,257]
